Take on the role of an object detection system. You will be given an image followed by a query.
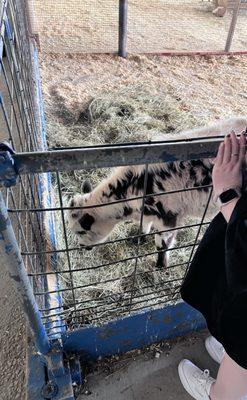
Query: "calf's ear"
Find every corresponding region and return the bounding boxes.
[82,180,93,194]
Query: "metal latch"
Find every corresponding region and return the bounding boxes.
[0,142,17,188]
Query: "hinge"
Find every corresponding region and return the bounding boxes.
[0,142,18,188]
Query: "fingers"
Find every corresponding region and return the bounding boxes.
[239,132,246,164]
[230,130,240,161]
[215,142,224,166]
[215,131,245,167]
[223,134,232,164]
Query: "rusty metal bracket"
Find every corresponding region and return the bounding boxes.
[0,142,17,187]
[27,340,80,400]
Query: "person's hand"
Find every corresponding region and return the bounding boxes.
[212,131,246,197]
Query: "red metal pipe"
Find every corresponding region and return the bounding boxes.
[146,50,247,57]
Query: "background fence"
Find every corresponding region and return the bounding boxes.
[27,0,247,55]
[1,1,246,399]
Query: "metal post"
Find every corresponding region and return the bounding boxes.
[24,0,40,49]
[225,0,241,52]
[0,191,50,355]
[118,0,128,58]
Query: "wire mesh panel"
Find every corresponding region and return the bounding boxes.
[30,0,119,53]
[33,162,213,339]
[0,0,59,324]
[128,0,247,53]
[7,136,224,340]
[28,0,247,54]
[1,0,247,352]
[9,109,246,341]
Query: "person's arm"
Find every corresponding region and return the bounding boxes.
[220,198,239,223]
[212,131,246,222]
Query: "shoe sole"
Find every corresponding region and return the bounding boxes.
[178,362,204,400]
[205,338,221,364]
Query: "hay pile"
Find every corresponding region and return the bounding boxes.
[46,86,197,148]
[50,87,207,326]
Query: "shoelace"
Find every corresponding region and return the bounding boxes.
[193,369,210,387]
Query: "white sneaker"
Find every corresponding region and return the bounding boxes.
[205,336,225,364]
[178,359,215,400]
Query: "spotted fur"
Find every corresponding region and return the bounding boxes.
[68,117,247,268]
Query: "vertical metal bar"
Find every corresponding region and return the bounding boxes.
[118,0,128,58]
[56,171,77,317]
[128,164,149,312]
[0,191,50,355]
[225,0,241,52]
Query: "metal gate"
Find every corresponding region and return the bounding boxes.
[0,1,233,399]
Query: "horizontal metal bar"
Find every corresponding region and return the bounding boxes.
[8,184,212,213]
[34,243,196,296]
[149,51,247,57]
[13,137,225,174]
[40,264,191,314]
[35,262,188,296]
[41,271,187,319]
[46,292,183,335]
[31,253,190,278]
[41,284,183,326]
[25,221,208,260]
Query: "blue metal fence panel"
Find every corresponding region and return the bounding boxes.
[62,302,206,360]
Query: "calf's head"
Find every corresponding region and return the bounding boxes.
[67,181,116,249]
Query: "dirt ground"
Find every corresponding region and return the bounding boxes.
[78,330,219,400]
[0,267,26,400]
[40,53,247,128]
[32,0,247,53]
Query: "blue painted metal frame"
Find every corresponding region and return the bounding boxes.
[0,3,209,398]
[62,301,206,360]
[25,46,75,399]
[27,340,75,400]
[0,191,51,355]
[32,47,64,338]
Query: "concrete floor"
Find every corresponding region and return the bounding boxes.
[81,331,219,400]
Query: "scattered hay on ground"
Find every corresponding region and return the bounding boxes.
[50,87,206,326]
[40,53,246,326]
[46,86,197,148]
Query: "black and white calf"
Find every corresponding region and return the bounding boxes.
[68,117,247,268]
